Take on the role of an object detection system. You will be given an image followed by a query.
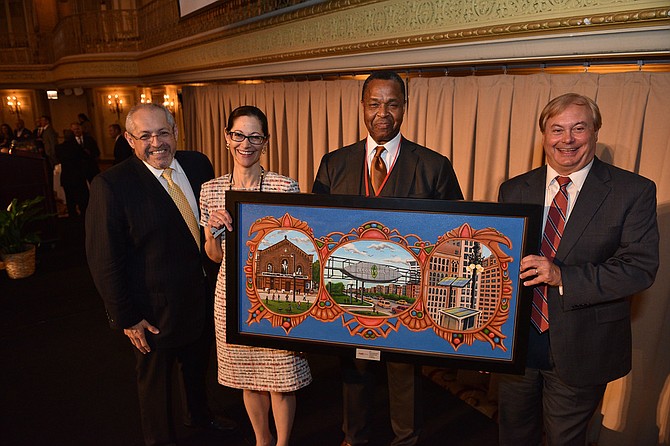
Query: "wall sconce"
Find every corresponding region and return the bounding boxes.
[163,94,175,114]
[47,90,58,100]
[107,94,123,121]
[140,93,152,104]
[6,96,21,118]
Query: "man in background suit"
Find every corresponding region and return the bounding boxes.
[37,115,58,168]
[56,128,89,218]
[14,119,32,142]
[109,123,134,164]
[86,104,234,446]
[70,122,100,182]
[497,93,659,445]
[313,71,463,446]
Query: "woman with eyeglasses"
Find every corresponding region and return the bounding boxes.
[199,105,311,446]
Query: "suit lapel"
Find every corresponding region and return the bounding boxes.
[130,157,197,247]
[343,142,367,196]
[383,139,419,197]
[174,152,207,250]
[521,166,547,207]
[556,158,611,261]
[176,152,201,199]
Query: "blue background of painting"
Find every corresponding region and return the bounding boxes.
[236,202,527,361]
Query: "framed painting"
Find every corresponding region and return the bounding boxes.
[225,192,542,374]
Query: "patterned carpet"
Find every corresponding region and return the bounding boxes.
[423,366,499,420]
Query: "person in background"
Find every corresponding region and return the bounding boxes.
[202,105,312,446]
[70,122,100,183]
[13,119,32,142]
[497,93,659,446]
[56,128,89,218]
[0,123,15,149]
[86,103,236,446]
[38,115,58,168]
[312,70,463,446]
[78,112,94,137]
[109,123,133,164]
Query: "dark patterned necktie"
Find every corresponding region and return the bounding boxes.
[371,146,387,195]
[532,175,571,333]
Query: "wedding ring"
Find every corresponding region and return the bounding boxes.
[535,268,538,275]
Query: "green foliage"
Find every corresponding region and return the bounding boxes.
[326,281,344,295]
[311,260,320,286]
[0,196,50,254]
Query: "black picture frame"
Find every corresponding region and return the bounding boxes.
[225,192,541,374]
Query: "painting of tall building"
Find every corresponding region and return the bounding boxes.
[424,239,501,330]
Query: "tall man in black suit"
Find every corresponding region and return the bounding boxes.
[313,71,463,446]
[497,93,659,445]
[109,123,134,164]
[70,122,100,182]
[55,130,89,218]
[86,104,234,446]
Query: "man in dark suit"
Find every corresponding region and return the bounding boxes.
[55,129,89,218]
[13,119,32,142]
[313,71,463,446]
[70,122,100,182]
[497,93,659,445]
[109,123,133,164]
[86,104,234,446]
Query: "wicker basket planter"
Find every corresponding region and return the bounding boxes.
[1,244,36,279]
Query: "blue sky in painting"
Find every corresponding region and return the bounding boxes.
[235,202,527,361]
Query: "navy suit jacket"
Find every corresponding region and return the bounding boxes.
[86,151,215,348]
[312,138,463,200]
[498,157,659,386]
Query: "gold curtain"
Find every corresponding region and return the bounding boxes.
[182,71,670,445]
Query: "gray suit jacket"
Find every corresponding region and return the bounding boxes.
[86,151,215,348]
[498,157,659,386]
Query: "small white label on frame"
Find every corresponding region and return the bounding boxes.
[355,348,381,361]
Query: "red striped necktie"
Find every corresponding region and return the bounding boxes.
[532,175,571,333]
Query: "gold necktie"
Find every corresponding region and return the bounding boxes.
[161,168,200,246]
[371,145,387,195]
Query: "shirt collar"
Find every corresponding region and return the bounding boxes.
[545,158,593,192]
[142,157,183,180]
[366,132,401,165]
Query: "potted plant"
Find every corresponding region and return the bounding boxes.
[0,196,50,279]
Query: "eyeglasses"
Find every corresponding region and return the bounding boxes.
[227,131,267,145]
[127,130,174,143]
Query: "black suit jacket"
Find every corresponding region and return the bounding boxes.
[498,157,659,386]
[55,139,87,187]
[78,134,100,180]
[312,138,463,200]
[86,151,215,348]
[113,135,133,164]
[14,128,32,142]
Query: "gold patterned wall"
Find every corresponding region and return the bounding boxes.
[137,0,669,81]
[0,0,667,88]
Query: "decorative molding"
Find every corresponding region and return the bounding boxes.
[139,5,669,79]
[0,1,667,87]
[140,26,669,84]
